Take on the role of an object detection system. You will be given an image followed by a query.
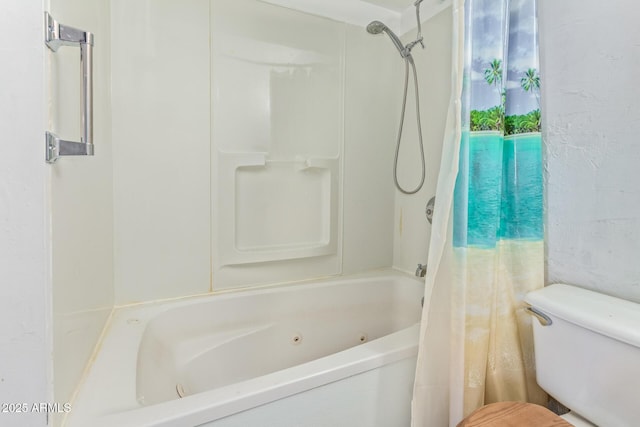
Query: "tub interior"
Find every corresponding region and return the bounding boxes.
[136,275,422,405]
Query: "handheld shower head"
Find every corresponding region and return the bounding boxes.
[366,21,387,35]
[365,21,410,58]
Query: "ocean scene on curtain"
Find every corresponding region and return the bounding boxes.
[452,0,546,416]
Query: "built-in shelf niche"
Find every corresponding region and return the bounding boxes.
[217,152,339,266]
[212,0,344,288]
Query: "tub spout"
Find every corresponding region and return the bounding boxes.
[415,263,427,277]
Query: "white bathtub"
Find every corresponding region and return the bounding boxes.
[67,270,424,427]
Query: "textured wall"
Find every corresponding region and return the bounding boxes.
[539,0,640,302]
[0,2,49,426]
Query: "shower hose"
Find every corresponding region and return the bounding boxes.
[394,56,425,195]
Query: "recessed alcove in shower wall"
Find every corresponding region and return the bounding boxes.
[217,153,338,266]
[212,0,344,288]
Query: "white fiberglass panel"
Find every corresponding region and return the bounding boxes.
[48,0,115,414]
[111,0,211,302]
[234,163,331,252]
[212,0,343,284]
[212,0,342,157]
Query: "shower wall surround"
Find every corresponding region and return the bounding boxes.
[111,0,212,303]
[111,0,402,302]
[47,0,114,418]
[393,9,451,273]
[212,0,344,287]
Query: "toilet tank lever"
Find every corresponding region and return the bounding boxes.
[525,304,553,326]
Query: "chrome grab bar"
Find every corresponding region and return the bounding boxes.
[44,12,94,163]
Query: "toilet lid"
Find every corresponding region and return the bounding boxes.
[457,401,573,427]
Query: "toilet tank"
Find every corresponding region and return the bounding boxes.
[525,284,640,427]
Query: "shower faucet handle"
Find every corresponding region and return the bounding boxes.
[415,263,427,278]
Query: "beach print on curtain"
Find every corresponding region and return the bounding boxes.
[453,0,546,417]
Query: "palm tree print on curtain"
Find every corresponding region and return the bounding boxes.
[471,62,540,134]
[452,0,546,417]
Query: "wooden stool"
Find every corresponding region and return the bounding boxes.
[457,402,573,427]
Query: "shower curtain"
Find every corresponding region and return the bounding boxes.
[412,0,545,425]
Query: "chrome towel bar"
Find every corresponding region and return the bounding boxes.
[44,12,94,163]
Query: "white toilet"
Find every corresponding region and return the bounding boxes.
[525,283,640,426]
